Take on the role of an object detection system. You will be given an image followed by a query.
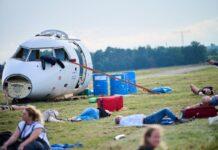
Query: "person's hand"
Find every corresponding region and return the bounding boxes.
[18,143,25,150]
[0,144,7,150]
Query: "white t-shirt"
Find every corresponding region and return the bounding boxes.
[119,114,145,127]
[18,121,49,146]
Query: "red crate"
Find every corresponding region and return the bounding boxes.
[97,95,123,112]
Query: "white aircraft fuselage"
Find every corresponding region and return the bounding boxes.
[2,30,93,100]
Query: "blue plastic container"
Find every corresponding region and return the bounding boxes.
[93,74,108,96]
[110,74,128,95]
[124,71,137,94]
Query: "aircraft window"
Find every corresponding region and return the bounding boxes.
[39,49,54,57]
[54,48,69,61]
[27,49,54,61]
[28,50,40,61]
[14,48,30,60]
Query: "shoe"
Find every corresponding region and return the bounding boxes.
[175,117,195,124]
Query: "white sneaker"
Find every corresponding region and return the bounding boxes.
[208,116,218,125]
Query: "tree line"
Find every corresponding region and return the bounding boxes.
[91,41,218,72]
[0,41,218,77]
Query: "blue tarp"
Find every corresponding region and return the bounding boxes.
[51,143,83,150]
[151,87,173,93]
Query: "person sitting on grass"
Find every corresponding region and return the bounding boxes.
[0,105,50,150]
[138,125,165,150]
[207,59,218,67]
[185,95,218,109]
[190,84,214,96]
[68,107,112,122]
[114,108,190,127]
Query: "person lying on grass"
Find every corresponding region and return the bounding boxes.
[114,108,191,127]
[207,59,218,67]
[68,107,112,122]
[0,105,50,150]
[185,95,218,109]
[0,105,63,123]
[190,84,214,96]
[138,125,165,150]
[0,105,27,112]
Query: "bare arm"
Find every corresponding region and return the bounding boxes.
[20,128,42,147]
[3,128,20,147]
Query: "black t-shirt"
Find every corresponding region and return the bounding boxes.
[97,107,111,118]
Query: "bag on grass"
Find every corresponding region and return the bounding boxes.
[181,106,217,119]
[151,87,172,93]
[0,131,12,146]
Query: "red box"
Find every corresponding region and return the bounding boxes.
[182,106,217,118]
[97,95,123,112]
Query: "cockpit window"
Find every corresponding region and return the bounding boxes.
[27,48,68,61]
[28,49,54,61]
[14,48,30,60]
[54,48,69,61]
[40,49,53,57]
[28,50,40,61]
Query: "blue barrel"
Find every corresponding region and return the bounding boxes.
[124,71,137,94]
[110,74,128,95]
[93,74,108,96]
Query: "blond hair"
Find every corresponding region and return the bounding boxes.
[25,105,44,125]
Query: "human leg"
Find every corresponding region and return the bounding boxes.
[190,84,200,95]
[7,141,21,150]
[23,140,49,150]
[143,108,177,124]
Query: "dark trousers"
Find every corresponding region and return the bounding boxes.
[8,140,49,150]
[143,108,177,124]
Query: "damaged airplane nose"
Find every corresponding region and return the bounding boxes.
[3,75,32,99]
[2,29,93,101]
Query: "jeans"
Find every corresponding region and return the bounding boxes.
[76,107,100,121]
[8,140,50,150]
[143,108,177,124]
[210,96,218,106]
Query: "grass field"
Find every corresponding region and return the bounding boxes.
[0,65,218,150]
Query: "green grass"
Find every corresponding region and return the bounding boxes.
[0,66,218,150]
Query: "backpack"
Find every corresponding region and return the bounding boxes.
[0,131,12,146]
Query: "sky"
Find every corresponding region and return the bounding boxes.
[0,0,218,63]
